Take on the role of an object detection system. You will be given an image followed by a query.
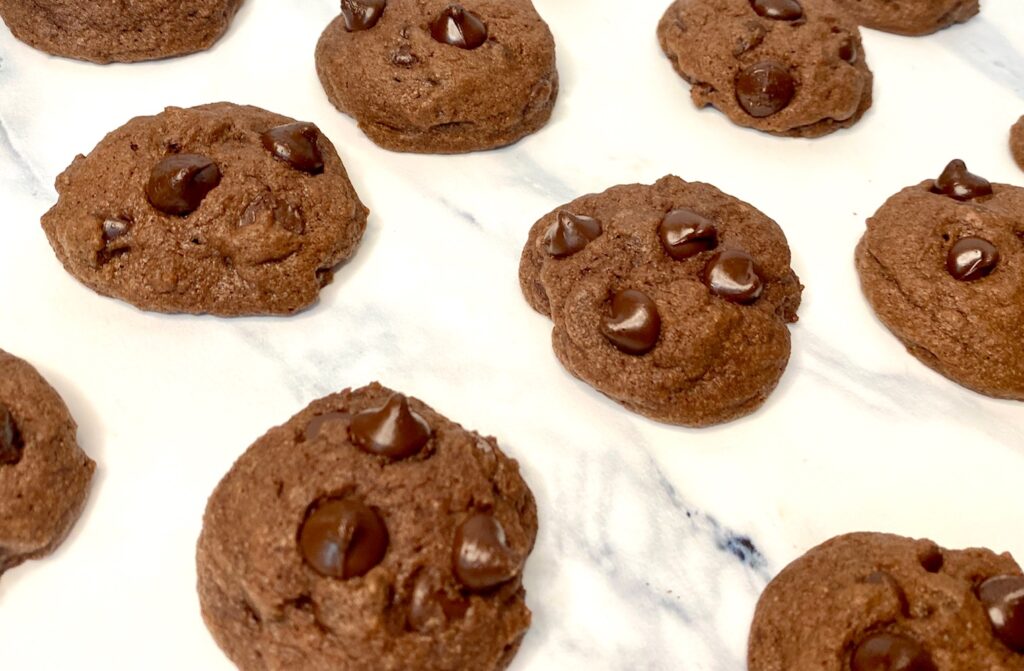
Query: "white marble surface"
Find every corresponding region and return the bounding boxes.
[1,1,1023,669]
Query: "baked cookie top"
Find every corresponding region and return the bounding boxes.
[831,0,980,36]
[41,103,368,316]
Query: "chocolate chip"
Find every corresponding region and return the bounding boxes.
[750,0,803,21]
[349,394,431,460]
[452,513,521,591]
[102,217,131,242]
[735,61,795,118]
[0,403,24,466]
[239,196,305,234]
[430,4,488,50]
[704,250,764,304]
[659,208,718,260]
[145,154,221,216]
[96,216,133,264]
[392,44,418,66]
[261,122,325,175]
[947,237,999,282]
[978,575,1024,651]
[600,289,661,355]
[931,159,993,201]
[850,633,937,671]
[340,0,386,31]
[544,211,603,258]
[299,498,388,579]
[407,567,469,632]
[302,411,350,442]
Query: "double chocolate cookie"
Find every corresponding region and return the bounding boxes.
[41,103,368,316]
[0,349,94,578]
[658,0,873,137]
[197,383,537,671]
[1012,116,1024,172]
[315,0,558,153]
[832,0,980,35]
[0,0,243,63]
[519,175,802,427]
[749,532,1024,670]
[855,160,1024,399]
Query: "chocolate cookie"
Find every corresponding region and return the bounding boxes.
[657,0,873,137]
[0,349,94,579]
[832,0,979,35]
[41,103,368,316]
[1012,116,1024,172]
[855,159,1024,399]
[0,0,243,63]
[749,532,1024,670]
[196,382,537,671]
[519,175,802,427]
[315,0,558,153]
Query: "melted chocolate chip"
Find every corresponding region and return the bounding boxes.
[349,394,431,460]
[851,633,937,671]
[0,403,24,466]
[750,0,803,21]
[704,250,764,304]
[261,123,325,174]
[978,575,1024,651]
[97,216,133,264]
[340,0,386,31]
[430,4,488,50]
[735,61,796,118]
[302,411,350,442]
[544,211,603,258]
[145,154,221,216]
[453,513,521,591]
[299,498,388,579]
[658,208,718,260]
[946,237,999,282]
[408,567,469,632]
[600,289,661,356]
[931,159,993,201]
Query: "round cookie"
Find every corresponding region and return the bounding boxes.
[519,175,802,427]
[657,0,873,138]
[0,349,94,578]
[196,382,537,671]
[1011,116,1024,172]
[0,0,243,64]
[748,532,1024,670]
[41,103,368,317]
[315,0,558,153]
[831,0,979,36]
[855,159,1024,399]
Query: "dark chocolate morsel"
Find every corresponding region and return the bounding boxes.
[349,394,431,460]
[453,513,521,591]
[299,498,389,579]
[408,567,470,632]
[750,0,803,21]
[704,250,764,304]
[735,61,796,118]
[946,237,999,282]
[145,154,221,216]
[850,633,937,671]
[600,289,661,356]
[261,122,325,174]
[430,4,488,50]
[658,208,718,260]
[544,211,603,258]
[302,411,350,442]
[931,159,993,201]
[0,403,24,466]
[978,575,1024,652]
[340,0,386,31]
[102,217,131,242]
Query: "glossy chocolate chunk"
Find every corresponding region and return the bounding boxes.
[735,61,796,118]
[261,122,325,174]
[850,633,937,671]
[145,154,222,216]
[978,575,1024,651]
[600,289,661,355]
[0,403,23,466]
[947,237,999,282]
[408,567,469,632]
[302,411,350,442]
[430,4,488,50]
[704,250,763,304]
[931,159,993,201]
[340,0,386,31]
[299,498,388,579]
[452,513,521,591]
[750,0,803,21]
[658,208,718,260]
[102,217,131,242]
[544,211,603,258]
[349,394,431,460]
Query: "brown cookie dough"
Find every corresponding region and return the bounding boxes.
[315,0,558,153]
[1012,116,1024,172]
[832,0,979,36]
[0,349,94,578]
[748,532,1024,670]
[855,159,1024,399]
[658,0,873,138]
[41,103,368,317]
[0,0,243,64]
[197,382,537,671]
[519,175,802,427]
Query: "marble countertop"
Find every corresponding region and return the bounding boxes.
[1,1,1023,669]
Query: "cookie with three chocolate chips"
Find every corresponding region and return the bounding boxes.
[41,103,368,316]
[832,0,980,36]
[657,0,873,137]
[196,382,537,671]
[1012,116,1024,172]
[748,532,1024,670]
[519,175,802,427]
[855,159,1024,399]
[0,349,95,579]
[315,0,559,153]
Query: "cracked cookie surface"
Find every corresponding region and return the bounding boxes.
[832,0,979,35]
